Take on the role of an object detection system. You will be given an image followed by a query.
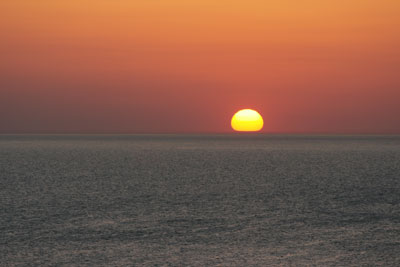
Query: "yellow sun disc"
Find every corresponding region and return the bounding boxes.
[231,109,263,132]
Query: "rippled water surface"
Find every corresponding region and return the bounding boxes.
[1,135,400,266]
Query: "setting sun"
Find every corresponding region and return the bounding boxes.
[231,109,264,132]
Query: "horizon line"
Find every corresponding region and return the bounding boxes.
[1,132,399,136]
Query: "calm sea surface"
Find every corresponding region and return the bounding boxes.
[1,135,400,266]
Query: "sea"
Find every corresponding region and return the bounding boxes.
[1,135,399,266]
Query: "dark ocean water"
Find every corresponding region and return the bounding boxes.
[1,135,400,266]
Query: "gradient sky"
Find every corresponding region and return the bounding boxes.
[1,0,399,133]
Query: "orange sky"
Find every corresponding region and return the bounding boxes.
[1,0,399,133]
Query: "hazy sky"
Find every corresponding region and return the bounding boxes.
[1,0,399,133]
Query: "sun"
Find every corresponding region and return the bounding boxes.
[231,109,263,132]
